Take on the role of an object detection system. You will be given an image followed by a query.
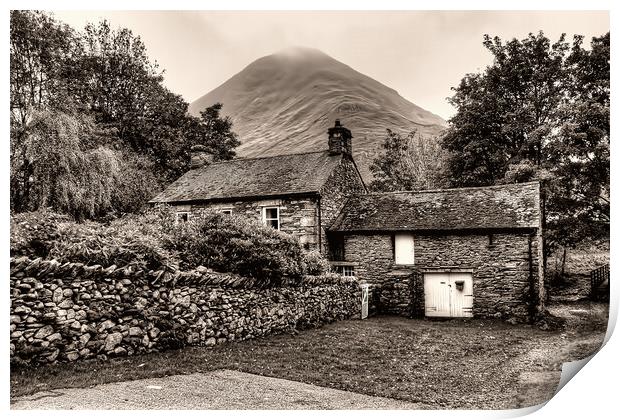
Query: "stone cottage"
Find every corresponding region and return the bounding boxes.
[151,120,544,320]
[327,182,544,321]
[149,119,367,252]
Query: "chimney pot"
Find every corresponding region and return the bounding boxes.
[327,119,353,156]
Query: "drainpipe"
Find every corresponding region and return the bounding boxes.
[317,195,322,253]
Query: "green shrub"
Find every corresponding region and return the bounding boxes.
[11,207,335,286]
[49,207,178,270]
[301,250,331,276]
[10,210,70,258]
[167,211,309,287]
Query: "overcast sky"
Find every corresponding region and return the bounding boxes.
[53,10,609,120]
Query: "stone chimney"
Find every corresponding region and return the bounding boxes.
[190,144,215,169]
[327,119,353,156]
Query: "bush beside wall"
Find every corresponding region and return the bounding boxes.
[10,257,361,365]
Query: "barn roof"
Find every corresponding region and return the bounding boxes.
[149,151,344,203]
[329,182,541,232]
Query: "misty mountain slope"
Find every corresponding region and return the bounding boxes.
[189,47,447,181]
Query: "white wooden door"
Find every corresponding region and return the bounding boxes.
[448,272,474,317]
[424,273,452,317]
[424,272,473,318]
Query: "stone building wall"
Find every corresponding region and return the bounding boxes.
[319,156,366,256]
[343,231,541,320]
[173,197,320,249]
[10,257,361,365]
[319,157,366,232]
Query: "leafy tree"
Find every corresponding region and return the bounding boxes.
[10,11,240,218]
[188,103,241,159]
[68,20,240,182]
[10,109,159,220]
[443,32,569,187]
[10,10,81,125]
[370,129,447,192]
[545,33,610,246]
[71,20,162,142]
[442,31,609,251]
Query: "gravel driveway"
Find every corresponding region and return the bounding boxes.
[11,369,419,410]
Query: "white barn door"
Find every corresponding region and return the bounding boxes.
[423,273,452,317]
[424,272,473,318]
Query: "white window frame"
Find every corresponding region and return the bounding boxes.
[262,206,280,230]
[394,233,415,265]
[332,265,355,277]
[175,211,190,224]
[220,208,233,215]
[342,266,355,277]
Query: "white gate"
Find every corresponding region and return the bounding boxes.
[424,272,473,318]
[361,284,369,319]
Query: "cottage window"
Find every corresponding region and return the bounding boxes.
[175,211,190,224]
[394,233,415,265]
[342,266,355,277]
[333,265,355,277]
[262,206,280,230]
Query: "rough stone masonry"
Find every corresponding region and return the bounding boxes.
[10,257,361,365]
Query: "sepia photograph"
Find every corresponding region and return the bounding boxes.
[7,2,612,413]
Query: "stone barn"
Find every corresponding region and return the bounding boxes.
[327,182,544,321]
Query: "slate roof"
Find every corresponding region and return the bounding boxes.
[149,151,343,203]
[329,182,541,232]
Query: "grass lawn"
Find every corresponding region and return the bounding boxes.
[11,302,608,410]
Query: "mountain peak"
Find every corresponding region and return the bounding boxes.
[274,45,327,55]
[189,48,446,182]
[273,45,328,57]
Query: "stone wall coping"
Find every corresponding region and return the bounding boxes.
[328,261,359,266]
[418,267,475,273]
[9,256,357,289]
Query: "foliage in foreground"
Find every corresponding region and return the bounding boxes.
[168,212,328,285]
[10,209,330,285]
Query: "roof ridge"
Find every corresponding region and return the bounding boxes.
[202,149,331,167]
[364,181,540,196]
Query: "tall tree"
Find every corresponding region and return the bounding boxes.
[443,32,569,187]
[10,10,80,125]
[370,129,447,192]
[10,11,241,218]
[10,109,159,220]
[442,31,609,250]
[191,103,241,160]
[545,33,610,246]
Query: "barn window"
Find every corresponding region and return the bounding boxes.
[394,233,415,265]
[175,211,190,224]
[262,206,280,230]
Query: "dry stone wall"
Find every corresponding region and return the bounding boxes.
[10,257,361,365]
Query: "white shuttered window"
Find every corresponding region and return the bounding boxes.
[394,233,415,265]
